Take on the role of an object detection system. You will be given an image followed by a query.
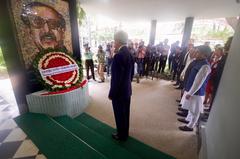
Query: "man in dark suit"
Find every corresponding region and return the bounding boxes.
[109,31,134,141]
[210,37,233,107]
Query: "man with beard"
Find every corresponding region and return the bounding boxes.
[21,2,66,51]
[21,2,67,92]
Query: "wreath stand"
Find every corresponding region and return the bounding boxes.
[26,80,89,118]
[27,49,88,118]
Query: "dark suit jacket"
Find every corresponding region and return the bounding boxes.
[109,46,134,100]
[213,54,228,92]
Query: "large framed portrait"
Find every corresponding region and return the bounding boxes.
[10,0,73,69]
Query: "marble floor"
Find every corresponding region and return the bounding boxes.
[0,79,46,159]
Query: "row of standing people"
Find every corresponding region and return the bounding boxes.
[82,43,114,83]
[83,38,172,82]
[173,37,233,131]
[83,38,214,85]
[128,39,171,77]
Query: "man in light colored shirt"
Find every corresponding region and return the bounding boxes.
[96,45,106,82]
[159,39,170,73]
[106,43,113,76]
[178,45,212,131]
[180,48,196,80]
[136,44,146,77]
[83,44,95,80]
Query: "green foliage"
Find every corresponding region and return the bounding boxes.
[0,47,6,67]
[77,4,86,26]
[93,29,114,43]
[191,21,234,42]
[206,27,234,41]
[0,47,8,77]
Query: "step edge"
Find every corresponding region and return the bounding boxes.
[46,115,108,159]
[53,116,141,159]
[74,113,176,159]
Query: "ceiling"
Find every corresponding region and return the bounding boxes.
[79,0,240,22]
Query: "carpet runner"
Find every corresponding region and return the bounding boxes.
[15,113,175,159]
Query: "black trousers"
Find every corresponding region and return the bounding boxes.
[154,58,160,72]
[176,66,184,86]
[137,58,144,77]
[112,97,131,139]
[85,59,95,80]
[172,65,178,80]
[158,57,167,73]
[168,56,173,72]
[145,57,151,77]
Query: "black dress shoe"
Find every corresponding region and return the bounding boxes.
[112,133,127,141]
[177,118,189,124]
[176,112,188,117]
[179,126,193,131]
[112,133,121,141]
[173,83,179,86]
[176,99,181,103]
[175,87,182,90]
[178,104,182,107]
[200,117,208,122]
[200,114,209,122]
[204,108,211,112]
[178,107,187,112]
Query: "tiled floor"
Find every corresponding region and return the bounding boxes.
[0,90,47,158]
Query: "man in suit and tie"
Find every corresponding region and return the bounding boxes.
[109,30,134,141]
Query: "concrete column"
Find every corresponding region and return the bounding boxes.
[201,21,240,159]
[181,17,194,48]
[0,0,29,114]
[69,0,82,61]
[149,20,157,45]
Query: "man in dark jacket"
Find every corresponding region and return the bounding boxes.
[109,30,134,141]
[210,36,233,107]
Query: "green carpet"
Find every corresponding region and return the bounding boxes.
[14,112,175,159]
[75,113,175,159]
[14,113,107,159]
[54,116,140,159]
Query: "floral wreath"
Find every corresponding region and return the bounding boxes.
[33,48,83,91]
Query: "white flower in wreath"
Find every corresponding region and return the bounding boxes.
[65,84,71,87]
[52,85,63,89]
[37,51,80,90]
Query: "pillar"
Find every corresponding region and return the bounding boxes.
[69,0,82,61]
[0,0,28,114]
[201,21,240,159]
[181,17,194,48]
[149,20,157,45]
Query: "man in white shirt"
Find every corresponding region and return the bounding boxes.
[159,39,170,73]
[178,45,212,131]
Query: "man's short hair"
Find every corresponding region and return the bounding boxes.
[114,30,128,44]
[21,2,66,29]
[196,45,212,58]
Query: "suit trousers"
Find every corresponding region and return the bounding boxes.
[158,56,167,73]
[85,59,95,80]
[112,97,131,138]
